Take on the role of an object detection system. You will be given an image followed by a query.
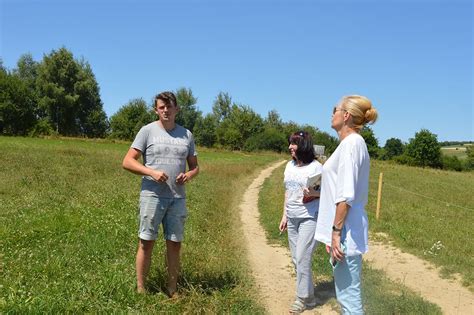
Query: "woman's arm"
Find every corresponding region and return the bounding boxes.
[279,192,288,232]
[331,201,350,261]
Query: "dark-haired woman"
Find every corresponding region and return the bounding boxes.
[279,131,322,313]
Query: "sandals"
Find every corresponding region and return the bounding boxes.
[289,297,318,314]
[289,300,306,314]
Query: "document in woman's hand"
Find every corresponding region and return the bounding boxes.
[306,173,321,189]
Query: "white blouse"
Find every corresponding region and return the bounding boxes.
[314,133,370,256]
[284,159,323,219]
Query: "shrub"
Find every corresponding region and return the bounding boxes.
[442,155,464,172]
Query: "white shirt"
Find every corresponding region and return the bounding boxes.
[314,133,370,256]
[284,159,323,218]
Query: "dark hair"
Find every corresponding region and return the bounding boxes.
[154,91,177,108]
[288,131,315,164]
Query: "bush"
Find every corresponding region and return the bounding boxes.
[29,119,56,137]
[243,128,287,152]
[394,154,416,166]
[442,155,464,172]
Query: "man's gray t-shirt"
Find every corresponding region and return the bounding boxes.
[131,122,197,198]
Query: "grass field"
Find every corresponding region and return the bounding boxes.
[369,160,474,289]
[441,144,471,159]
[259,166,441,314]
[0,136,281,313]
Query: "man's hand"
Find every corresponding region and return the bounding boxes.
[151,170,169,183]
[175,172,189,185]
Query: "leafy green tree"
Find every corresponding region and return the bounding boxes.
[360,126,379,159]
[243,127,287,152]
[0,70,37,135]
[212,92,231,123]
[15,53,39,91]
[109,98,154,140]
[383,138,404,159]
[264,109,284,131]
[193,113,217,147]
[75,62,108,137]
[36,48,80,134]
[216,104,264,150]
[406,129,442,168]
[36,47,107,137]
[175,87,200,132]
[281,121,300,140]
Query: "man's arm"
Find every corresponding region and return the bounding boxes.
[176,155,199,185]
[122,148,169,182]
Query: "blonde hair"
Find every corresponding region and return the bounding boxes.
[339,95,378,131]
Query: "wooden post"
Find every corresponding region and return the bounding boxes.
[376,172,383,220]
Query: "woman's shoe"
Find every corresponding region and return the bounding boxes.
[289,299,306,314]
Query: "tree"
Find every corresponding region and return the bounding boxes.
[212,92,231,123]
[15,53,39,90]
[243,127,287,152]
[109,98,154,140]
[0,70,37,135]
[383,138,404,159]
[193,113,217,147]
[406,129,442,168]
[75,62,108,137]
[36,47,107,137]
[360,126,379,159]
[264,109,284,131]
[216,104,264,150]
[175,87,200,132]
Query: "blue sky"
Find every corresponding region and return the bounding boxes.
[1,0,472,144]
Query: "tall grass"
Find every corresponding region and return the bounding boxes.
[0,136,280,313]
[259,162,442,314]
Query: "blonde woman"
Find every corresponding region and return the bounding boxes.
[314,95,378,314]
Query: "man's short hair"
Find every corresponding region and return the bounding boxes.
[155,91,177,108]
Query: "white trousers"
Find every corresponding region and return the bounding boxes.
[287,217,317,299]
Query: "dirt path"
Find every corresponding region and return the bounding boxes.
[240,161,337,314]
[365,237,474,314]
[240,161,474,315]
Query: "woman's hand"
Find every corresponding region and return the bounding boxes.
[303,186,320,198]
[279,215,288,232]
[331,231,345,262]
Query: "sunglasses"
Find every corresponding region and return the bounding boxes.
[333,106,346,114]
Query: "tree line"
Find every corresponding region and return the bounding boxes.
[367,129,473,172]
[1,47,472,171]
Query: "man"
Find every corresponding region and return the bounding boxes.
[122,91,199,297]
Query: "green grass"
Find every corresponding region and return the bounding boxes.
[369,160,474,290]
[0,136,281,313]
[259,162,442,314]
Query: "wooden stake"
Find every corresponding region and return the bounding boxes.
[376,172,383,220]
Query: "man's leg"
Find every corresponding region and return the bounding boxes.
[136,239,155,293]
[165,240,181,297]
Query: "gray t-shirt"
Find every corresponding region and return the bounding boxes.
[131,121,197,198]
